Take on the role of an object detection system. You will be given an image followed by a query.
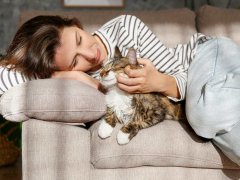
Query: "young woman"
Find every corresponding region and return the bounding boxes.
[0,15,239,165]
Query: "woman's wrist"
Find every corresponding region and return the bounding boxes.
[155,73,180,99]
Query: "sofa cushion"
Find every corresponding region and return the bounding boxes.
[90,120,240,169]
[197,5,240,45]
[0,79,106,123]
[20,8,196,48]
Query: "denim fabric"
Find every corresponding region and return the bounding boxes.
[186,37,240,165]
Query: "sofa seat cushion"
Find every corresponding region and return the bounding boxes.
[90,120,240,169]
[0,79,106,123]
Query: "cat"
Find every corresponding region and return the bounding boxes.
[98,48,184,145]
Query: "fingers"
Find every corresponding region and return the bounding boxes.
[116,74,144,93]
[117,83,140,93]
[137,58,150,66]
[117,73,143,86]
[116,59,159,93]
[124,66,145,78]
[124,59,155,78]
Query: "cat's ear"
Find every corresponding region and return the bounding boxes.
[114,47,122,59]
[127,48,137,65]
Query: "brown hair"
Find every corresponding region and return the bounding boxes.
[1,15,82,78]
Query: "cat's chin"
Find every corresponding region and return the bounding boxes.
[101,78,116,88]
[101,71,117,88]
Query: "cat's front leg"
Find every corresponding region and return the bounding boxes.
[117,111,152,145]
[98,118,114,139]
[117,130,131,145]
[98,107,117,139]
[117,123,139,145]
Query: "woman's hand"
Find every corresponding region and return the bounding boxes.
[52,71,100,90]
[116,58,180,98]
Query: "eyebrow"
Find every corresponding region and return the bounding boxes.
[68,31,78,69]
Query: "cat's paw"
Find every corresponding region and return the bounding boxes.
[98,120,114,139]
[117,131,130,145]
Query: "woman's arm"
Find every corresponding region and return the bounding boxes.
[133,16,186,101]
[0,66,33,95]
[95,15,187,101]
[52,71,101,90]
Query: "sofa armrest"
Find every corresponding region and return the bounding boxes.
[0,79,106,124]
[22,119,90,180]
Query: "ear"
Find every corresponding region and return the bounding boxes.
[127,48,137,65]
[114,47,122,59]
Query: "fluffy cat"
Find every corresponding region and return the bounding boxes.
[98,48,184,145]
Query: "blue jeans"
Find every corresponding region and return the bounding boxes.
[186,37,240,165]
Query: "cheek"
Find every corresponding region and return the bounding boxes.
[55,59,70,71]
[55,51,69,70]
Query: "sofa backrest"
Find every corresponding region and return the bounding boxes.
[197,5,240,45]
[19,8,196,48]
[19,5,240,47]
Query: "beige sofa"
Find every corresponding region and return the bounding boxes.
[1,5,240,180]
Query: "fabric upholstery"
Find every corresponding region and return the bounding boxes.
[90,120,240,169]
[22,120,240,180]
[197,5,240,45]
[22,119,90,180]
[0,79,106,123]
[91,166,240,180]
[20,8,196,48]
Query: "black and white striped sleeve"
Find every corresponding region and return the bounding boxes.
[0,66,35,95]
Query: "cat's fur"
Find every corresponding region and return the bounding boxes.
[98,48,184,145]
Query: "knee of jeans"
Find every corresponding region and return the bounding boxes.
[186,113,217,138]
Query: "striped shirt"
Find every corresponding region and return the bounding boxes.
[0,15,211,100]
[92,15,211,101]
[0,66,36,95]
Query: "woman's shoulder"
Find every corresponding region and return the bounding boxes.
[98,14,140,30]
[108,14,140,24]
[118,14,140,22]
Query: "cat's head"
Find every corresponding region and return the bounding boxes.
[100,48,138,88]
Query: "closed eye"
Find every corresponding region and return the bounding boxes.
[77,35,81,46]
[69,32,81,70]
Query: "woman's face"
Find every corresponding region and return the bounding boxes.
[55,26,107,72]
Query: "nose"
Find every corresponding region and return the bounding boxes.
[77,47,95,61]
